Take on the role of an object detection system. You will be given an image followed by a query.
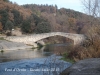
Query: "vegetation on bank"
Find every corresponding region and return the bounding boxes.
[60,52,75,63]
[0,50,4,53]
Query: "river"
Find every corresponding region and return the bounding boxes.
[0,43,72,75]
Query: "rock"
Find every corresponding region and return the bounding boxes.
[0,40,32,50]
[60,58,100,75]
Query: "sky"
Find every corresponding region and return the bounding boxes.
[10,0,84,13]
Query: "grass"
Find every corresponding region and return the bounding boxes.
[60,58,75,63]
[60,52,75,63]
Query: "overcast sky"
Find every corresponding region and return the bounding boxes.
[10,0,84,12]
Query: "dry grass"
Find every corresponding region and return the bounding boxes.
[67,36,100,61]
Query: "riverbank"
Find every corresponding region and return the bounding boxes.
[0,40,32,51]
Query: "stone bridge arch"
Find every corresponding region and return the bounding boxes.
[5,32,85,47]
[32,32,85,45]
[38,35,74,44]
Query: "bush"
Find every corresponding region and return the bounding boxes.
[6,32,12,36]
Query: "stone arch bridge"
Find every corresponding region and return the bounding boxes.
[5,32,85,47]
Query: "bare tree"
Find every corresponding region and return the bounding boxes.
[82,0,100,17]
[79,0,100,59]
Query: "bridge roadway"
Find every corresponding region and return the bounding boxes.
[4,32,85,47]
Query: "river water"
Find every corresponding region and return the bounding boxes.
[0,43,72,63]
[0,44,72,75]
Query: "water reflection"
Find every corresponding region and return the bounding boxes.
[0,47,52,63]
[0,43,71,63]
[44,43,72,55]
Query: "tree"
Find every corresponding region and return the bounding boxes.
[32,14,41,26]
[0,22,3,31]
[35,22,51,33]
[82,0,100,17]
[82,0,100,34]
[80,0,100,58]
[11,9,23,26]
[4,20,14,31]
[68,18,77,30]
[3,0,9,2]
[0,9,8,29]
[21,20,31,33]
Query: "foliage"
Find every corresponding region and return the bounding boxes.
[0,9,9,29]
[0,1,98,35]
[68,18,76,28]
[4,20,14,31]
[35,22,51,33]
[32,14,41,26]
[0,50,4,53]
[3,0,9,2]
[21,20,31,33]
[0,22,3,31]
[11,9,23,26]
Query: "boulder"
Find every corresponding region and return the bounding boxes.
[60,58,100,75]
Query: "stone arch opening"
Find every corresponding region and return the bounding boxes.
[36,35,74,45]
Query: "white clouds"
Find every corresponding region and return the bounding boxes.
[10,0,83,12]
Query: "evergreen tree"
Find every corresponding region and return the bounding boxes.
[0,9,8,29]
[4,20,14,31]
[35,22,51,33]
[12,9,23,26]
[21,20,31,33]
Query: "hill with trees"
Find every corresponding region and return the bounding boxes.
[0,0,98,35]
[22,4,97,34]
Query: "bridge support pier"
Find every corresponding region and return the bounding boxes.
[33,43,38,48]
[36,40,45,46]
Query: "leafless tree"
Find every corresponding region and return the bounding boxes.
[82,0,100,17]
[79,0,100,59]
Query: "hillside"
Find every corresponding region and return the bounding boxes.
[22,4,91,34]
[0,0,33,35]
[0,0,97,35]
[0,1,52,35]
[0,0,32,19]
